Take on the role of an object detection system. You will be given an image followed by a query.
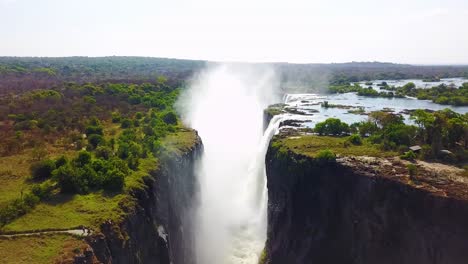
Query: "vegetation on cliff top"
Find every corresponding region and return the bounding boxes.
[273,109,467,166]
[0,233,87,264]
[0,80,198,238]
[271,134,397,159]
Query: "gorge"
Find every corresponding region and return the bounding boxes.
[80,69,468,264]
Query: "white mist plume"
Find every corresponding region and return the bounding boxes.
[177,63,279,264]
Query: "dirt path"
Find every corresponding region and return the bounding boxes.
[0,228,92,238]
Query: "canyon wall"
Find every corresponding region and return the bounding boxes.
[265,145,468,264]
[86,133,202,264]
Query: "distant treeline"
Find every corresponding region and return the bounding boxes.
[275,62,468,91]
[0,57,206,95]
[1,57,468,94]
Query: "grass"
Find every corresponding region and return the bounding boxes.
[0,147,76,207]
[1,127,198,232]
[3,192,126,232]
[161,128,198,156]
[273,135,398,158]
[0,233,86,264]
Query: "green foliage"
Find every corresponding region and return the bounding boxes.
[347,134,362,145]
[121,118,132,128]
[407,164,418,179]
[95,146,114,159]
[315,149,336,162]
[314,118,349,136]
[353,121,379,137]
[330,81,468,106]
[30,160,56,180]
[85,125,103,136]
[135,112,143,119]
[31,182,54,200]
[0,187,47,227]
[55,155,68,168]
[75,151,92,166]
[400,150,417,161]
[162,111,178,125]
[88,134,105,149]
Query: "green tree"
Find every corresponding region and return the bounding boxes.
[314,118,349,136]
[30,159,56,180]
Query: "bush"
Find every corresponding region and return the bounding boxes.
[111,112,121,123]
[55,155,68,168]
[127,155,140,170]
[54,162,97,194]
[75,151,92,166]
[95,146,114,159]
[31,182,54,199]
[162,111,177,125]
[121,118,132,128]
[88,134,105,149]
[400,150,417,161]
[103,170,125,191]
[30,159,56,180]
[407,164,418,179]
[135,112,143,119]
[316,149,336,162]
[85,125,103,136]
[347,134,362,145]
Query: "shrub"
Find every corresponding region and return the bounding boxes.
[407,164,418,179]
[400,150,417,161]
[121,118,132,128]
[127,155,140,170]
[103,170,125,191]
[85,125,103,136]
[53,163,91,194]
[135,112,143,119]
[162,111,177,125]
[111,112,121,123]
[419,145,433,160]
[88,134,105,149]
[75,151,92,166]
[30,159,56,180]
[347,134,362,145]
[31,182,54,199]
[95,146,114,159]
[316,149,336,162]
[55,155,68,168]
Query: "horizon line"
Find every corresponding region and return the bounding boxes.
[1,55,468,67]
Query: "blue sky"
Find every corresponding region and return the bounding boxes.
[1,0,467,64]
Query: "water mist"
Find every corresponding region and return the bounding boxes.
[178,64,280,264]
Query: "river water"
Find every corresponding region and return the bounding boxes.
[283,92,468,128]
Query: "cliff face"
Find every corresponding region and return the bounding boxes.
[87,133,202,264]
[265,145,468,264]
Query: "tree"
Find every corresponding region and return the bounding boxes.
[75,151,92,166]
[30,159,56,180]
[121,118,132,128]
[162,111,177,125]
[88,134,105,149]
[410,110,435,144]
[314,118,349,136]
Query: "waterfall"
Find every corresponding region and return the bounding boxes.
[177,64,280,264]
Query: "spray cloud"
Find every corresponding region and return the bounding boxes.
[177,63,279,264]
